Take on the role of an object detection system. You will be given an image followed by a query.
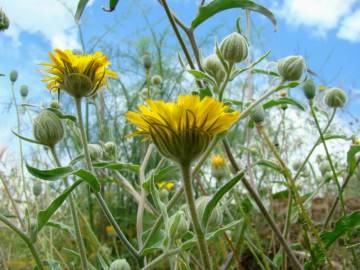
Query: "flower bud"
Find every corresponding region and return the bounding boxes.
[63,73,93,98]
[277,55,305,81]
[319,162,331,176]
[32,182,42,197]
[151,75,162,86]
[324,88,347,108]
[10,70,18,83]
[0,9,9,32]
[168,210,190,240]
[211,155,226,180]
[159,188,169,203]
[104,141,117,160]
[88,144,104,161]
[20,85,29,98]
[302,79,316,100]
[50,100,61,109]
[33,110,64,147]
[203,54,226,84]
[250,105,265,124]
[195,196,223,229]
[220,32,248,63]
[109,259,131,270]
[142,52,152,70]
[292,160,302,171]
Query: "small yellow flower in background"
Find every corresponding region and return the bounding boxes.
[105,225,116,237]
[211,154,227,180]
[319,85,327,92]
[211,155,225,168]
[157,181,175,190]
[40,49,117,98]
[126,95,240,165]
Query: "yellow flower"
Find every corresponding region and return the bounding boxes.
[211,155,225,168]
[40,49,117,98]
[319,85,328,92]
[105,225,116,236]
[157,181,175,190]
[126,95,240,164]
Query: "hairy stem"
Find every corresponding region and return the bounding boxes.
[180,163,212,270]
[74,97,140,261]
[50,147,89,270]
[0,213,45,270]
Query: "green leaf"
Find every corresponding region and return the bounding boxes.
[202,170,245,228]
[255,159,282,172]
[272,189,289,200]
[46,220,75,238]
[321,211,360,249]
[37,180,84,232]
[192,0,277,30]
[12,130,47,146]
[315,134,347,146]
[231,50,271,79]
[274,81,300,91]
[347,144,360,174]
[263,97,305,111]
[199,87,213,98]
[103,0,120,12]
[74,169,100,192]
[187,69,217,85]
[26,164,74,181]
[93,161,140,173]
[75,0,90,22]
[252,68,279,77]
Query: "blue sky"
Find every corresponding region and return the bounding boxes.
[0,0,360,148]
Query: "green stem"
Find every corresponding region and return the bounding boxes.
[258,125,334,270]
[0,213,45,270]
[140,137,219,253]
[180,163,212,270]
[10,82,29,203]
[222,139,304,270]
[309,104,345,214]
[218,63,234,101]
[50,147,89,270]
[141,248,182,270]
[74,97,140,261]
[293,109,336,182]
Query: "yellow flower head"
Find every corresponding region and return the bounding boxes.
[40,49,117,98]
[211,155,225,168]
[105,225,116,237]
[126,95,240,164]
[157,181,175,190]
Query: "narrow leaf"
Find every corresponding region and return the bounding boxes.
[192,0,276,30]
[12,130,47,146]
[26,164,74,181]
[347,144,360,174]
[75,0,90,22]
[74,169,100,192]
[263,97,305,111]
[93,161,140,173]
[255,159,282,172]
[202,170,245,228]
[37,180,84,232]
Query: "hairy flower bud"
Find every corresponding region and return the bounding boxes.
[10,70,18,83]
[195,196,223,229]
[109,259,131,270]
[142,52,152,70]
[88,144,104,161]
[169,210,190,240]
[20,85,29,98]
[277,55,305,81]
[50,100,61,109]
[0,9,9,32]
[250,105,265,124]
[203,54,226,84]
[220,32,248,63]
[32,182,42,197]
[33,110,64,147]
[151,75,162,85]
[324,88,347,108]
[159,188,169,203]
[104,141,117,160]
[292,160,302,171]
[302,79,316,100]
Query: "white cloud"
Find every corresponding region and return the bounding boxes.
[1,0,81,49]
[279,0,356,36]
[337,9,360,42]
